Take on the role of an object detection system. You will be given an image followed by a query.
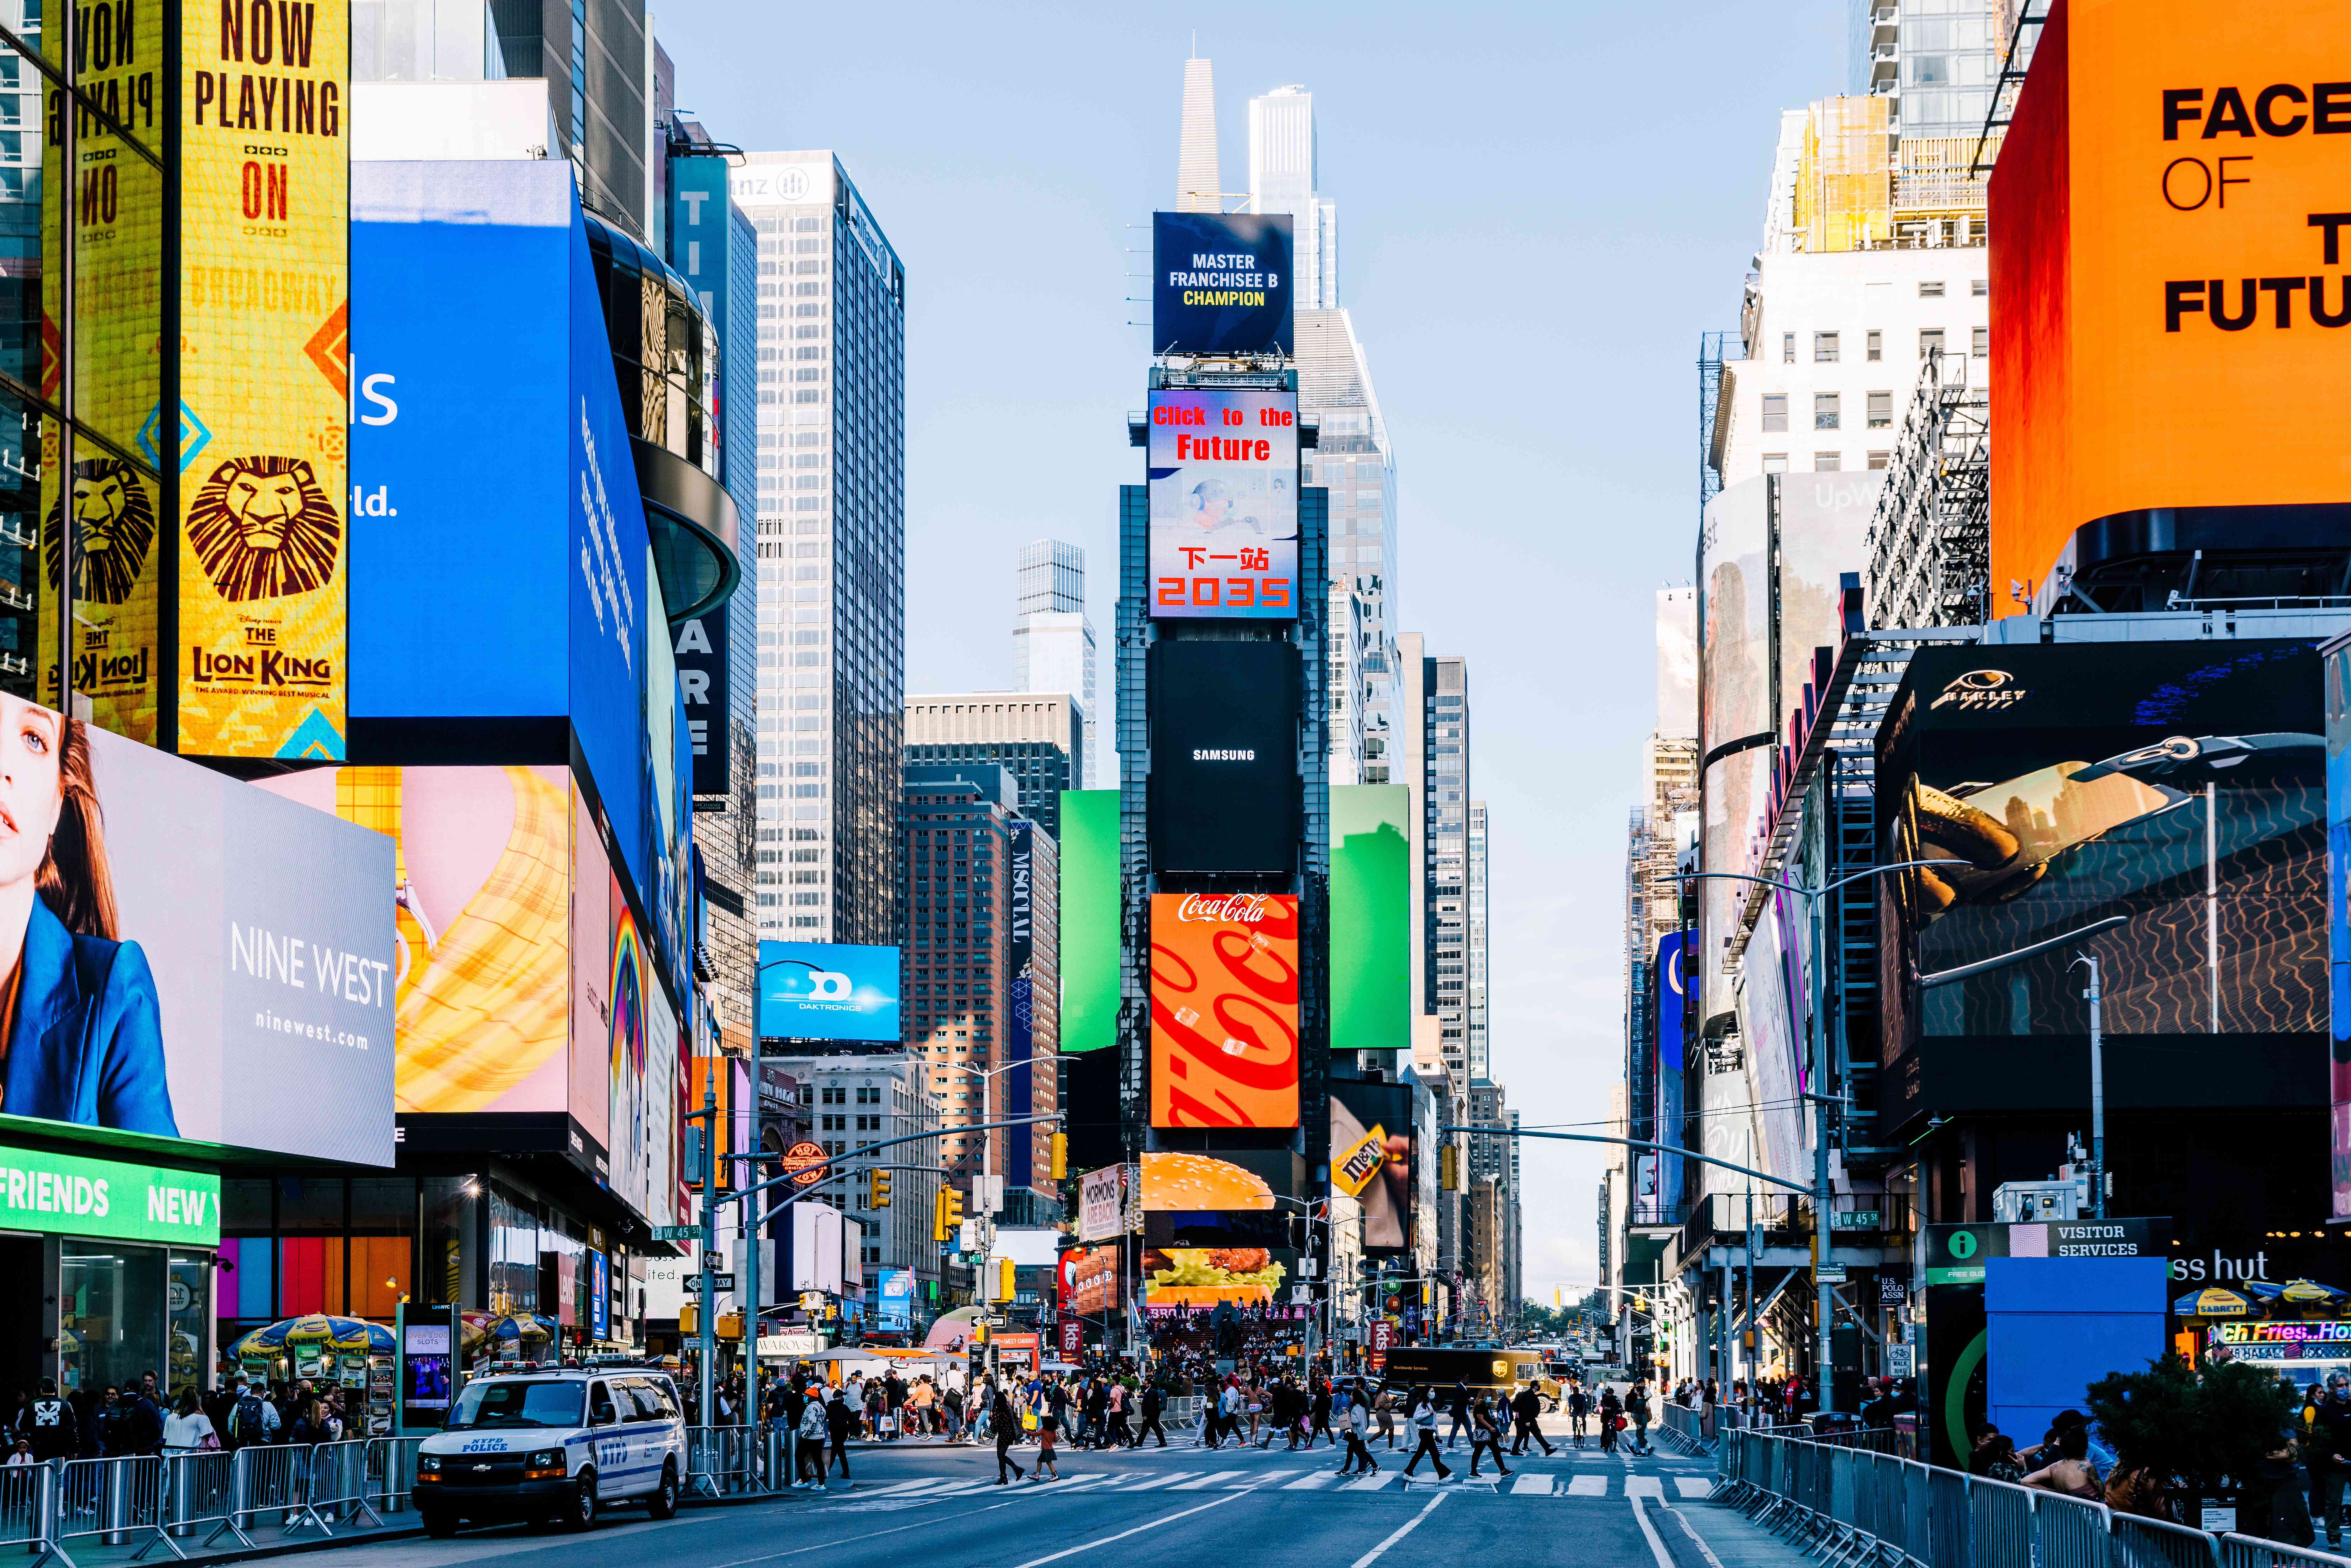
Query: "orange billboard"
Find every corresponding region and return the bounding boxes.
[1148,892,1300,1128]
[1988,0,2351,608]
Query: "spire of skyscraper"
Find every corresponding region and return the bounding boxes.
[1177,55,1221,212]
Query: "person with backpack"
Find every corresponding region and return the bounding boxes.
[1511,1382,1558,1456]
[1467,1393,1512,1479]
[227,1378,279,1450]
[1598,1385,1623,1454]
[1567,1381,1593,1448]
[23,1380,74,1463]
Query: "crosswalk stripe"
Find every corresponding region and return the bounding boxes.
[1675,1477,1714,1498]
[1511,1474,1556,1496]
[1625,1477,1664,1498]
[1168,1470,1246,1490]
[1112,1475,1185,1492]
[1282,1472,1339,1490]
[1343,1472,1398,1491]
[1568,1474,1608,1497]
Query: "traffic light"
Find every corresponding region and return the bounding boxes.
[871,1170,891,1208]
[934,1186,965,1242]
[1633,1295,1649,1316]
[1440,1144,1459,1191]
[1049,1132,1067,1181]
[992,1258,1016,1303]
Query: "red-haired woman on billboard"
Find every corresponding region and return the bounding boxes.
[0,693,175,1135]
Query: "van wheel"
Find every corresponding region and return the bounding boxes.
[563,1476,597,1531]
[422,1507,459,1539]
[646,1462,679,1520]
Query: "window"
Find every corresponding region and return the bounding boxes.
[1867,451,1890,471]
[1813,392,1840,430]
[1919,328,1944,360]
[1813,452,1842,472]
[1782,332,1796,364]
[1972,277,1989,297]
[1760,393,1789,433]
[1762,454,1788,474]
[1813,331,1839,363]
[1867,391,1894,429]
[1865,330,1883,362]
[1972,325,1989,358]
[1919,280,1946,298]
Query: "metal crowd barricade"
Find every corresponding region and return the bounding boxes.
[0,1464,63,1568]
[2036,1491,2117,1568]
[363,1437,425,1517]
[150,1452,245,1555]
[2221,1538,2351,1568]
[54,1456,172,1558]
[686,1426,765,1498]
[2113,1513,2224,1568]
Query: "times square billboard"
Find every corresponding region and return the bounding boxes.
[1151,212,1293,357]
[1146,388,1299,620]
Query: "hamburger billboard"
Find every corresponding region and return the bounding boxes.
[1139,1150,1295,1313]
[1148,892,1301,1129]
[1990,0,2351,608]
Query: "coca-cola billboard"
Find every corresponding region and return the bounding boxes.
[1149,892,1300,1128]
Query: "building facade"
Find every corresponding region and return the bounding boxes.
[903,693,1085,841]
[731,151,907,947]
[767,1052,944,1315]
[1247,85,1337,310]
[1011,539,1099,789]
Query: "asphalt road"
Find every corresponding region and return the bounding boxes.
[321,1422,1738,1568]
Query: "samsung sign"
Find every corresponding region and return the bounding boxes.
[1152,212,1294,357]
[759,940,901,1043]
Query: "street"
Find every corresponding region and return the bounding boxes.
[323,1426,1725,1568]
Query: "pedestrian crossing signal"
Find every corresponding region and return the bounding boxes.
[871,1170,891,1208]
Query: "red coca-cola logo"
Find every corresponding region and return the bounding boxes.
[1175,892,1270,924]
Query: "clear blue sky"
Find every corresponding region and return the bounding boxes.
[659,0,1848,1300]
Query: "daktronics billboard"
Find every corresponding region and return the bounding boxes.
[1148,640,1299,875]
[1147,389,1298,620]
[1149,892,1300,1128]
[758,941,902,1042]
[1151,212,1294,357]
[1989,0,2351,606]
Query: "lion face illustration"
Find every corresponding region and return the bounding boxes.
[186,455,342,603]
[43,458,158,606]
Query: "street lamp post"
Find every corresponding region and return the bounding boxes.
[2072,954,2106,1220]
[1675,859,1963,1410]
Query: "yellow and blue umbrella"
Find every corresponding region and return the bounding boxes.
[2173,1287,2255,1319]
[227,1314,395,1359]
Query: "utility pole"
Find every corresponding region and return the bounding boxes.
[694,1076,718,1426]
[2073,953,2106,1220]
[745,1029,763,1384]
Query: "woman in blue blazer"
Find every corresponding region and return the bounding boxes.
[0,697,174,1136]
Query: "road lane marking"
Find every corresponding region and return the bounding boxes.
[1341,1472,1396,1491]
[1347,1491,1449,1568]
[1632,1496,1675,1568]
[1511,1474,1556,1495]
[1665,1505,1733,1568]
[1568,1474,1608,1497]
[1675,1477,1714,1498]
[705,1498,1018,1565]
[1009,1489,1256,1568]
[1167,1469,1246,1489]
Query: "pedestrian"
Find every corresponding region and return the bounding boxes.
[2019,1426,2103,1501]
[1468,1393,1512,1479]
[2240,1433,2318,1549]
[1245,1378,1265,1446]
[1444,1380,1472,1450]
[1627,1379,1653,1455]
[1309,1380,1335,1448]
[2311,1372,2351,1548]
[1510,1382,1556,1456]
[795,1392,828,1487]
[24,1379,75,1463]
[1374,1385,1399,1449]
[1337,1387,1380,1477]
[161,1389,216,1455]
[1104,1379,1133,1448]
[991,1386,1026,1484]
[1400,1389,1452,1481]
[1033,1410,1060,1482]
[1134,1381,1168,1448]
[1599,1386,1622,1454]
[1566,1381,1590,1449]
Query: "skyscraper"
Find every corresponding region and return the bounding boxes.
[902,694,1085,840]
[1248,85,1337,310]
[730,152,907,944]
[1011,540,1098,787]
[1177,55,1222,212]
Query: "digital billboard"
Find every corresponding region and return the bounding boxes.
[1877,640,2325,1127]
[2326,634,2351,1220]
[758,940,902,1042]
[1058,1247,1121,1316]
[1149,892,1300,1129]
[1058,790,1119,1053]
[1330,1078,1413,1253]
[1331,784,1409,1051]
[1139,1149,1296,1312]
[1148,640,1299,874]
[176,0,350,758]
[1146,388,1298,619]
[1988,0,2351,608]
[1151,212,1293,357]
[1,696,396,1165]
[667,152,740,799]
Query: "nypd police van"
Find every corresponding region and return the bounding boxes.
[413,1369,685,1535]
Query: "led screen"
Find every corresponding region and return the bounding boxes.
[1146,388,1298,620]
[1150,211,1294,357]
[1058,790,1119,1052]
[1139,1149,1298,1314]
[758,940,902,1042]
[1148,640,1299,874]
[1149,892,1300,1128]
[1331,784,1409,1050]
[1329,1079,1413,1253]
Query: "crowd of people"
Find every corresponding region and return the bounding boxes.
[1,1373,356,1464]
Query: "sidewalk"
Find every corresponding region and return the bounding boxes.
[1651,1495,1825,1568]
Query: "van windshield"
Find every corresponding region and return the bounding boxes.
[446,1380,585,1431]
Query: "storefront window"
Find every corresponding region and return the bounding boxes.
[167,1256,208,1397]
[488,1188,538,1315]
[349,1178,416,1321]
[421,1176,478,1309]
[277,1176,347,1317]
[60,1245,166,1398]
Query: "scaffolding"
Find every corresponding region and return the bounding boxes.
[1698,330,1744,515]
[1862,346,1990,629]
[1971,0,2054,176]
[1794,96,1892,254]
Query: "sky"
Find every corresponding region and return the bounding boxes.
[661,0,1849,1301]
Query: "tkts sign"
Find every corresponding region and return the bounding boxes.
[1149,892,1300,1129]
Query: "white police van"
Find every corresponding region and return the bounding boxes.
[413,1369,685,1535]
